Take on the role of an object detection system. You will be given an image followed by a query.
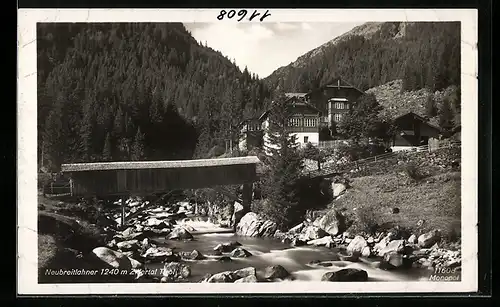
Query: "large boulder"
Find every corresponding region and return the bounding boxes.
[288,222,305,234]
[143,217,169,228]
[213,241,242,253]
[236,212,277,237]
[321,268,368,281]
[89,247,133,272]
[372,234,393,256]
[162,262,191,281]
[332,183,347,197]
[299,226,328,241]
[231,201,246,228]
[120,227,136,238]
[312,211,346,236]
[378,239,406,257]
[204,271,234,283]
[116,239,140,252]
[129,257,143,269]
[263,265,290,280]
[233,267,257,279]
[346,236,368,254]
[187,249,206,260]
[203,266,258,283]
[418,230,441,248]
[379,252,410,270]
[140,246,174,262]
[307,236,335,248]
[167,227,194,241]
[361,246,372,257]
[234,275,258,283]
[230,247,252,258]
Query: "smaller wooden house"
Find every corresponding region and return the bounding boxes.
[391,112,442,151]
[260,95,322,148]
[238,94,322,151]
[238,118,264,151]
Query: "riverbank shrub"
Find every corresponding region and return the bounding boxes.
[403,162,422,181]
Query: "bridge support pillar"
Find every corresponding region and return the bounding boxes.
[242,183,253,213]
[121,204,126,228]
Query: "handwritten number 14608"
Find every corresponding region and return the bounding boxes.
[217,10,271,22]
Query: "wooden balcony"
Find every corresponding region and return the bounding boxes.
[285,126,320,133]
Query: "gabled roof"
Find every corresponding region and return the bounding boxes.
[305,77,365,97]
[285,92,308,99]
[394,112,442,131]
[258,96,321,122]
[237,118,261,128]
[61,156,261,172]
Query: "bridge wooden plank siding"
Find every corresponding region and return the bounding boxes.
[61,156,260,227]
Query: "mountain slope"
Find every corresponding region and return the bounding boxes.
[366,79,461,127]
[265,22,460,94]
[37,23,271,170]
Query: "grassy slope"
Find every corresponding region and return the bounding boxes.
[38,194,108,282]
[332,170,461,244]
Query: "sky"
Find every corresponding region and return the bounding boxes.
[184,22,364,79]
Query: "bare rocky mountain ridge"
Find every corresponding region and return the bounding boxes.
[270,22,410,77]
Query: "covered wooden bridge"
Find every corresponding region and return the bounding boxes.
[61,156,261,225]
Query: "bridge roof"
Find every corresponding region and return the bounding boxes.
[61,156,261,172]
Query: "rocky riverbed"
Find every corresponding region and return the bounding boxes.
[42,195,460,284]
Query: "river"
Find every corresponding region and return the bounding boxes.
[144,218,434,283]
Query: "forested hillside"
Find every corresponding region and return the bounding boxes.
[37,23,271,171]
[265,22,460,93]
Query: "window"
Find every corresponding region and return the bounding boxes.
[304,117,317,127]
[334,113,343,122]
[336,102,347,109]
[304,136,309,143]
[288,117,301,127]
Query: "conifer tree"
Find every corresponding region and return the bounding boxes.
[425,94,438,118]
[102,133,112,161]
[337,93,384,142]
[130,127,146,161]
[448,86,461,128]
[438,97,454,133]
[42,101,65,171]
[261,93,304,230]
[78,108,94,162]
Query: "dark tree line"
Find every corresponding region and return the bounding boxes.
[265,22,460,93]
[37,23,271,171]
